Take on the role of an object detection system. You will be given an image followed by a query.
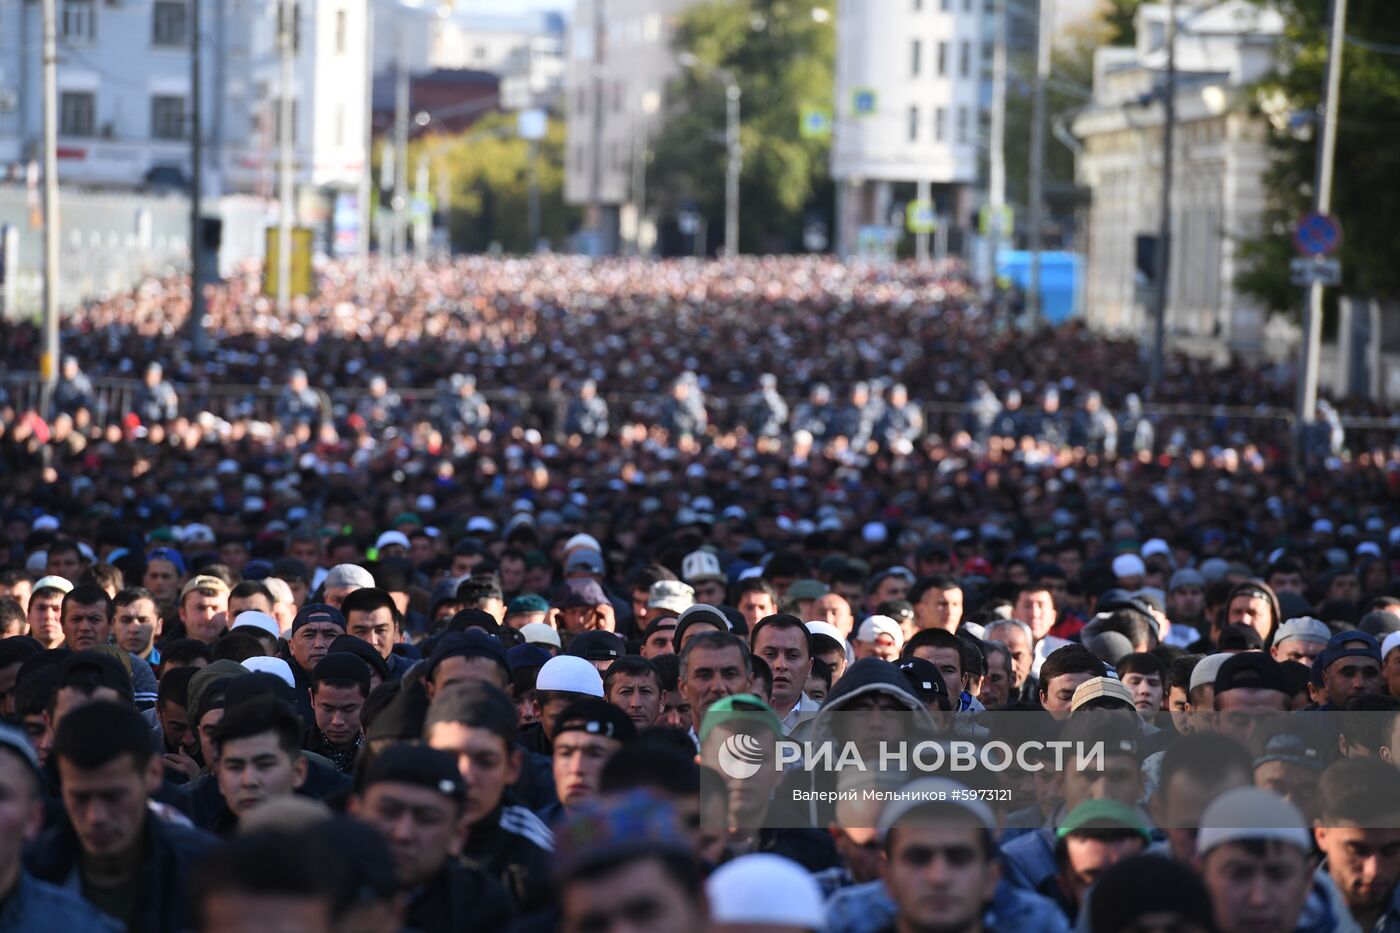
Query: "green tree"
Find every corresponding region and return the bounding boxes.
[647,0,835,254]
[1102,0,1144,45]
[405,113,578,254]
[1238,0,1400,312]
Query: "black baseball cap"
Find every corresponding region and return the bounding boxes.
[554,698,637,743]
[356,744,466,803]
[425,630,509,681]
[895,657,950,705]
[567,631,626,663]
[1214,652,1290,696]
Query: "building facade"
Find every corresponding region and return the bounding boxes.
[0,0,370,201]
[832,0,984,257]
[1072,0,1282,355]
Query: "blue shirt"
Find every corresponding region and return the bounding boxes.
[0,870,121,932]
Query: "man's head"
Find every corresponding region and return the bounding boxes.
[1212,652,1290,744]
[424,682,523,829]
[111,586,161,658]
[983,619,1033,689]
[322,563,375,610]
[1315,757,1400,922]
[52,702,162,864]
[1117,652,1166,714]
[26,578,70,648]
[878,784,1000,933]
[191,829,340,933]
[1226,582,1278,643]
[213,696,308,820]
[1196,788,1315,933]
[909,575,964,633]
[678,631,752,725]
[1053,800,1152,909]
[142,551,184,603]
[425,630,510,697]
[1038,645,1106,719]
[60,584,111,652]
[341,588,401,661]
[179,575,231,644]
[1319,631,1384,709]
[855,616,904,662]
[351,744,469,890]
[534,655,606,741]
[0,724,43,882]
[604,656,663,729]
[1151,733,1253,862]
[226,580,274,619]
[311,653,371,748]
[1013,582,1057,641]
[1270,616,1331,667]
[733,579,778,631]
[288,603,347,673]
[903,628,967,700]
[551,698,635,809]
[749,614,812,714]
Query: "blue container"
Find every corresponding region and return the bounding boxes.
[996,250,1081,324]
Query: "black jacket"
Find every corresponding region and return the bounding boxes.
[27,811,216,933]
[462,804,553,915]
[405,857,515,933]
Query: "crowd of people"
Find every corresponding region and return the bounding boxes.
[0,256,1397,931]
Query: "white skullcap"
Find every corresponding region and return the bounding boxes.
[705,854,825,931]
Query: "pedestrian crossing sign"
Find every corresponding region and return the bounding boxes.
[851,88,877,117]
[800,107,833,139]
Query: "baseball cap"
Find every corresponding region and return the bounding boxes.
[180,575,230,602]
[1056,799,1152,841]
[682,550,725,584]
[1213,652,1290,696]
[1318,630,1382,672]
[895,657,950,706]
[1273,617,1332,648]
[647,580,695,615]
[558,579,610,610]
[506,643,553,674]
[357,744,466,803]
[1253,730,1326,772]
[324,564,376,592]
[231,611,280,642]
[564,550,605,576]
[292,603,347,635]
[856,615,903,647]
[536,655,604,697]
[706,855,825,930]
[520,621,563,649]
[1070,676,1136,712]
[877,778,996,840]
[553,698,636,743]
[786,579,829,602]
[697,693,784,745]
[425,630,509,682]
[1196,787,1311,856]
[567,630,626,663]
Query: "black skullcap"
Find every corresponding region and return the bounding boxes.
[224,672,300,717]
[328,635,391,683]
[1089,855,1216,933]
[567,630,626,662]
[445,608,500,635]
[1216,624,1264,652]
[0,637,42,669]
[424,681,517,745]
[312,652,373,690]
[270,558,310,584]
[554,698,636,744]
[15,648,66,686]
[356,744,466,803]
[426,630,508,681]
[57,650,133,704]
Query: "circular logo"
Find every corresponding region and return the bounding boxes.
[717,731,766,780]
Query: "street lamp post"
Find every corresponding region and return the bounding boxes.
[679,53,741,257]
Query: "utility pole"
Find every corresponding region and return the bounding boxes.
[588,0,605,252]
[357,0,373,278]
[392,31,409,259]
[276,0,294,313]
[1297,0,1348,430]
[40,0,59,412]
[1150,0,1176,386]
[528,139,541,251]
[987,0,1007,293]
[1027,0,1053,321]
[189,0,207,353]
[915,177,930,263]
[724,78,741,257]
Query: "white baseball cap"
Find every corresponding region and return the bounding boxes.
[705,854,825,930]
[231,611,281,642]
[520,621,562,649]
[536,655,604,697]
[857,615,904,649]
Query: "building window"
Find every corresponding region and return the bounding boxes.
[957,105,967,142]
[61,0,96,40]
[60,91,96,136]
[959,40,970,77]
[910,39,921,77]
[473,44,487,61]
[150,95,186,139]
[152,0,187,46]
[937,41,948,77]
[934,106,946,142]
[908,105,919,142]
[334,9,346,54]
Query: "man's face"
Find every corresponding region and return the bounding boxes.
[313,683,365,747]
[1253,761,1321,824]
[181,592,229,644]
[692,578,726,606]
[216,732,305,819]
[1269,571,1305,595]
[61,601,110,652]
[499,557,526,594]
[608,673,662,728]
[552,731,620,808]
[1273,638,1324,667]
[753,625,812,713]
[159,700,196,756]
[197,709,224,768]
[857,634,901,663]
[143,559,180,602]
[1041,672,1096,719]
[680,645,749,723]
[561,857,706,933]
[992,626,1032,688]
[870,576,909,610]
[1059,834,1147,907]
[347,607,398,659]
[1387,650,1400,700]
[450,553,482,579]
[227,593,273,619]
[1329,574,1362,604]
[0,662,22,718]
[27,592,64,647]
[290,623,343,672]
[219,542,250,574]
[1325,655,1384,708]
[353,782,465,888]
[1154,767,1250,863]
[57,752,158,861]
[915,587,963,633]
[814,594,854,636]
[1121,671,1163,714]
[0,753,42,881]
[1062,753,1142,811]
[736,591,777,630]
[430,656,507,697]
[1015,594,1056,645]
[882,823,999,933]
[1169,685,1192,734]
[923,646,964,701]
[426,722,519,828]
[641,624,677,659]
[0,579,32,613]
[113,597,161,655]
[979,655,1010,709]
[1215,688,1287,744]
[289,539,321,568]
[323,587,360,610]
[1169,584,1206,621]
[1316,824,1400,919]
[1202,841,1311,933]
[1227,595,1273,640]
[47,549,81,580]
[659,690,693,733]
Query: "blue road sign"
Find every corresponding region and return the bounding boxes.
[1294,212,1341,257]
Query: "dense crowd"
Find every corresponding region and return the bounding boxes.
[0,257,1398,931]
